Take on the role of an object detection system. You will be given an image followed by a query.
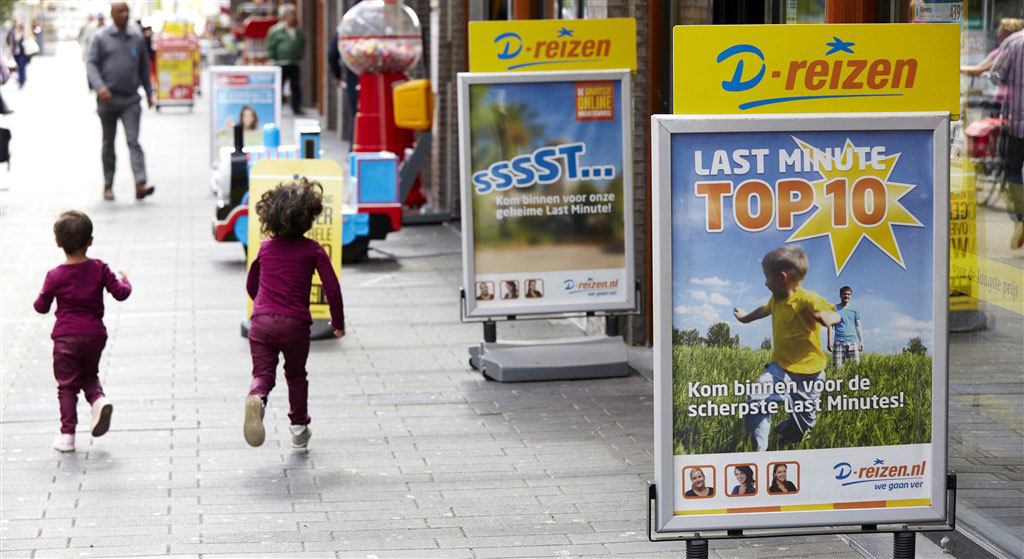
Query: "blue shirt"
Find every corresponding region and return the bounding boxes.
[834,304,860,343]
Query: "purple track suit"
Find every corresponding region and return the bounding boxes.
[33,260,132,434]
[246,237,344,425]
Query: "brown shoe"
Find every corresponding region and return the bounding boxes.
[103,187,114,201]
[135,183,155,200]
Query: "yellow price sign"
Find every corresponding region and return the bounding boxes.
[247,159,344,321]
[673,24,958,117]
[469,18,636,73]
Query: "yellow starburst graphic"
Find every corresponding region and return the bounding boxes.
[786,137,924,275]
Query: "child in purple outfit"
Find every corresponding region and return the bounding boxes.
[244,178,345,449]
[34,211,132,452]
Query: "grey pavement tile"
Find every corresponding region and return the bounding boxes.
[471,544,610,558]
[305,538,441,551]
[435,535,571,548]
[337,550,473,559]
[170,542,304,554]
[0,537,69,552]
[203,554,336,559]
[461,522,596,538]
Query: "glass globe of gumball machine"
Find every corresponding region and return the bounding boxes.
[338,0,424,206]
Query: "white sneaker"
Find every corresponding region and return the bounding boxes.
[90,397,113,437]
[290,424,311,448]
[52,433,75,452]
[244,395,266,447]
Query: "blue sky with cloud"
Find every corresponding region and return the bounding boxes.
[670,129,937,354]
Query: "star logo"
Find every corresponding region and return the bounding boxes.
[825,37,855,55]
[786,137,923,275]
[558,27,574,38]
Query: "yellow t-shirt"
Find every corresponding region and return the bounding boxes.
[767,287,835,374]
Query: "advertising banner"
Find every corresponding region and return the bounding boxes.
[154,37,196,104]
[247,160,343,320]
[652,113,949,532]
[672,24,959,117]
[458,71,635,318]
[468,19,636,73]
[209,66,281,167]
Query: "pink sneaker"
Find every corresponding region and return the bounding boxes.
[90,397,113,437]
[53,433,75,452]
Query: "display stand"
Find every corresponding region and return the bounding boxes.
[948,308,986,333]
[645,475,958,559]
[462,286,639,383]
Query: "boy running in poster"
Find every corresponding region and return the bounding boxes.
[827,286,864,367]
[733,245,840,452]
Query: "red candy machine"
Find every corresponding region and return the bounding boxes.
[338,0,425,207]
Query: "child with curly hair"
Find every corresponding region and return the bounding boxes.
[244,178,345,449]
[34,211,132,452]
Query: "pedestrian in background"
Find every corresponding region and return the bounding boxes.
[33,211,132,453]
[993,28,1024,249]
[6,20,37,88]
[80,13,105,63]
[243,179,345,450]
[86,2,155,201]
[267,3,305,115]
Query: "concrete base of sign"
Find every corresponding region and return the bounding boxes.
[948,309,986,333]
[468,336,629,382]
[240,319,338,340]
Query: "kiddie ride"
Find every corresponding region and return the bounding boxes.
[209,82,433,262]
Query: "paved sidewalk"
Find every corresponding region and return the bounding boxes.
[0,44,962,559]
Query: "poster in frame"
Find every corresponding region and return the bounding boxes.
[652,113,949,533]
[457,70,636,319]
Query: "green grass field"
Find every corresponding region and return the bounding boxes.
[672,345,932,455]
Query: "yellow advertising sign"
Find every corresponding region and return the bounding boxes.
[247,159,343,321]
[468,18,636,72]
[673,24,959,117]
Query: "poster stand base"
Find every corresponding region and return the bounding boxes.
[645,475,957,558]
[240,319,337,340]
[468,335,629,382]
[948,309,986,333]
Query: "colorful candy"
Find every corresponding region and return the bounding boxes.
[340,38,421,74]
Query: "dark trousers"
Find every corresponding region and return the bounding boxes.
[14,54,27,86]
[98,100,146,187]
[247,314,311,425]
[53,335,107,434]
[281,64,302,113]
[1001,132,1024,222]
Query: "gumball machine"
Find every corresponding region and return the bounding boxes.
[338,0,425,206]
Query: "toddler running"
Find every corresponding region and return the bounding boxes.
[733,245,840,451]
[34,211,131,452]
[244,178,345,449]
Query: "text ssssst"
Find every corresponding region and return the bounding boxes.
[472,142,616,195]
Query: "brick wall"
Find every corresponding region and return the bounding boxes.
[602,0,648,346]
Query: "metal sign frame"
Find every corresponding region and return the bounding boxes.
[652,112,949,533]
[209,65,282,168]
[457,70,636,319]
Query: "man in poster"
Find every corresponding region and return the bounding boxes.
[828,286,864,367]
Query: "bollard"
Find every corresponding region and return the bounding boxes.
[686,538,709,559]
[893,531,915,559]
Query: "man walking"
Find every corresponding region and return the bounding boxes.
[267,4,305,115]
[86,2,155,201]
[827,286,864,367]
